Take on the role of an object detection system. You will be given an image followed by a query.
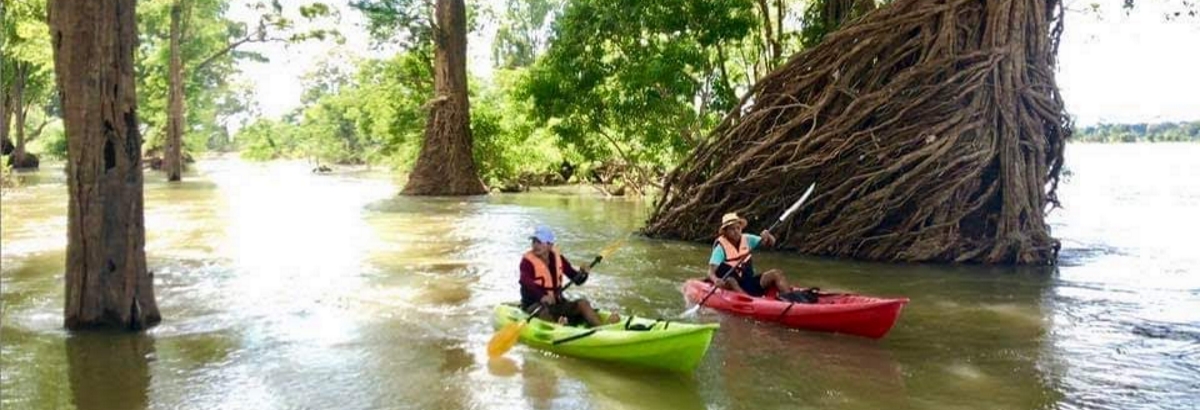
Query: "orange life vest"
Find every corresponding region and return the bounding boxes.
[716,234,752,268]
[524,250,566,295]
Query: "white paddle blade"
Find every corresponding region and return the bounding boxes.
[779,182,817,223]
[681,304,701,317]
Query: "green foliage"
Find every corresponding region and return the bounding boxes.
[236,50,435,166]
[491,0,562,68]
[247,0,1200,194]
[352,0,486,48]
[799,0,832,48]
[136,0,337,157]
[31,123,67,160]
[3,0,57,137]
[137,0,246,155]
[350,0,435,49]
[234,48,574,188]
[236,117,302,160]
[472,70,564,186]
[521,0,758,171]
[1073,121,1200,143]
[20,103,65,159]
[246,0,829,189]
[3,0,54,77]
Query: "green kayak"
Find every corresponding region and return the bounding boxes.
[491,304,719,373]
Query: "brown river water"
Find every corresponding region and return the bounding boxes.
[2,143,1197,409]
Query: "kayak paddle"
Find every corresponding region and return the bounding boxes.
[487,237,626,359]
[682,182,817,317]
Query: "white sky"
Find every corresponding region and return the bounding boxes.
[232,0,1200,127]
[1058,0,1200,125]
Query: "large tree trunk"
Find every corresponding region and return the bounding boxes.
[164,0,185,182]
[401,0,486,195]
[646,0,1068,265]
[49,0,161,330]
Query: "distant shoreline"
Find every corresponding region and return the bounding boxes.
[1071,121,1199,143]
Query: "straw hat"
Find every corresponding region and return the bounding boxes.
[718,212,748,232]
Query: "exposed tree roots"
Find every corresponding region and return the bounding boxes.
[645,0,1069,264]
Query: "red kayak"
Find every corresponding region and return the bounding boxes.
[682,279,909,339]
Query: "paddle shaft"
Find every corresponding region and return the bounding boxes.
[524,282,572,321]
[524,255,604,321]
[692,255,748,310]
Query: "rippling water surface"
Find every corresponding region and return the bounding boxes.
[2,144,1197,409]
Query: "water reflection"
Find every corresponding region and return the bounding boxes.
[518,354,708,410]
[487,356,521,377]
[66,333,154,410]
[521,357,560,410]
[705,317,906,409]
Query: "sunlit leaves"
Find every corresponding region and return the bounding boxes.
[236,51,435,166]
[492,0,563,68]
[300,3,333,19]
[521,0,756,169]
[351,0,435,50]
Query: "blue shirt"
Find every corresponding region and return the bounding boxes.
[708,234,762,265]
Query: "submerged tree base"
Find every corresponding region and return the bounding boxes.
[646,0,1068,265]
[400,0,487,197]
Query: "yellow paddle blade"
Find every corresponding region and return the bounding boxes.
[487,321,527,359]
[598,238,626,260]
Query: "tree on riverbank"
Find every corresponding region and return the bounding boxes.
[234,0,868,193]
[49,0,161,329]
[520,0,758,195]
[1,0,54,170]
[150,0,336,182]
[404,0,486,195]
[354,0,486,195]
[646,0,1070,265]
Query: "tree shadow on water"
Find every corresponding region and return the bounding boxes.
[66,332,155,410]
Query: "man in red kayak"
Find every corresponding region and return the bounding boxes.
[707,212,797,299]
[520,225,620,326]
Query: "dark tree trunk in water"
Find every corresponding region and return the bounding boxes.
[164,0,185,182]
[11,64,29,166]
[1,77,13,156]
[646,0,1068,265]
[49,0,161,330]
[11,62,37,169]
[402,0,486,195]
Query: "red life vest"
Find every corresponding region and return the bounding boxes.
[524,250,566,295]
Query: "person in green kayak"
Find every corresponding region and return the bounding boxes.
[520,225,620,326]
[707,212,798,299]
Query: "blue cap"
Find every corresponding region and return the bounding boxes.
[531,225,556,243]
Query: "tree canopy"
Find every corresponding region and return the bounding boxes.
[5,0,1197,197]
